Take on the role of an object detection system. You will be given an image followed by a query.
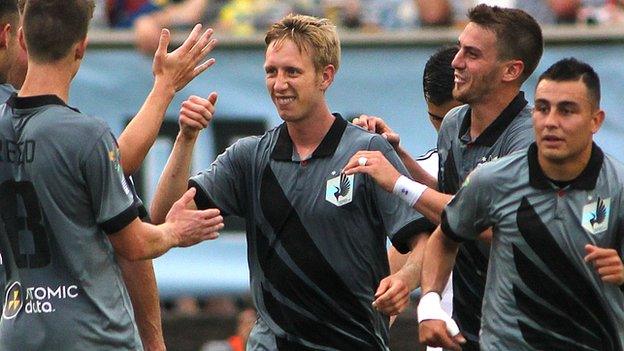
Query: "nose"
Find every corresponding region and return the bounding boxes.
[274,71,288,92]
[451,50,464,70]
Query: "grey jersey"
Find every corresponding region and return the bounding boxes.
[190,115,429,350]
[0,83,15,311]
[436,92,534,348]
[442,143,624,351]
[0,95,142,350]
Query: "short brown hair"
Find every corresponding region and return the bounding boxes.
[0,0,18,26]
[468,4,543,83]
[23,0,94,63]
[265,14,341,73]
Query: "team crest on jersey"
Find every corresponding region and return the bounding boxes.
[582,197,610,234]
[326,173,354,206]
[3,281,23,319]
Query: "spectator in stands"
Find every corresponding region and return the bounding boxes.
[201,307,257,351]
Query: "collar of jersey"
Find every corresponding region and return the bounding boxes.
[271,113,347,161]
[7,93,80,113]
[458,91,528,147]
[528,142,604,190]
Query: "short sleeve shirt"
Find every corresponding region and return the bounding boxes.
[190,115,429,350]
[436,92,534,344]
[442,143,624,351]
[0,95,141,350]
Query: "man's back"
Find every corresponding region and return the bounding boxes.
[0,95,142,350]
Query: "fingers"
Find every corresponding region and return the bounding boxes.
[342,150,383,174]
[154,28,171,60]
[174,187,197,208]
[419,320,463,351]
[189,27,214,58]
[179,94,217,130]
[178,23,203,54]
[194,57,217,77]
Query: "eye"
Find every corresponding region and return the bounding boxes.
[286,67,300,75]
[534,104,549,113]
[265,67,276,76]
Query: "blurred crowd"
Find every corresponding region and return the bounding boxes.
[97,0,624,53]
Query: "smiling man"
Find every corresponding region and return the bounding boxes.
[151,14,430,350]
[343,5,543,350]
[418,57,624,351]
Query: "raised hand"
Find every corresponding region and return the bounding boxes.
[152,24,218,93]
[179,93,218,138]
[352,115,400,148]
[165,188,224,247]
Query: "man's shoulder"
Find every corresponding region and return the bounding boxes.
[471,149,527,182]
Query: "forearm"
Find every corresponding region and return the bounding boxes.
[421,227,459,294]
[150,133,198,224]
[118,81,176,175]
[396,146,437,189]
[393,232,430,291]
[117,256,165,350]
[413,189,452,225]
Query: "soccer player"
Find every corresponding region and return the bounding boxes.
[0,0,25,100]
[344,5,543,350]
[419,58,624,350]
[151,14,431,350]
[352,46,461,329]
[0,1,224,350]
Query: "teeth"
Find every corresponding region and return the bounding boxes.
[277,97,295,104]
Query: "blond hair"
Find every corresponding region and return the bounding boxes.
[265,14,340,73]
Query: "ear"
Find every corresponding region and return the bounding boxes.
[75,37,88,60]
[0,23,11,49]
[591,109,605,134]
[501,59,524,83]
[319,64,335,92]
[17,26,28,53]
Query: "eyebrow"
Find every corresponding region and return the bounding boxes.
[428,112,445,121]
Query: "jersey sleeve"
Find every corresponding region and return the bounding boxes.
[189,136,256,217]
[368,136,435,254]
[441,166,494,242]
[83,131,138,234]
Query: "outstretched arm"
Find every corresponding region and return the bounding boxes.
[343,150,451,224]
[352,115,437,188]
[150,93,218,224]
[119,24,217,175]
[111,188,223,261]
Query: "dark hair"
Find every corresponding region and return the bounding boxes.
[468,4,543,82]
[423,46,458,105]
[538,58,601,107]
[0,0,18,25]
[23,0,94,63]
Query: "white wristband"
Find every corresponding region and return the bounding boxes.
[392,175,427,207]
[417,291,460,336]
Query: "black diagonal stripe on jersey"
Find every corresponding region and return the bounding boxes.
[255,225,377,345]
[258,166,378,344]
[516,197,621,351]
[451,242,486,339]
[519,320,597,351]
[512,248,603,347]
[261,286,374,350]
[440,151,460,195]
[513,245,605,348]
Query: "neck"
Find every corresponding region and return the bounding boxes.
[469,87,519,139]
[539,144,593,182]
[286,103,334,159]
[19,61,74,102]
